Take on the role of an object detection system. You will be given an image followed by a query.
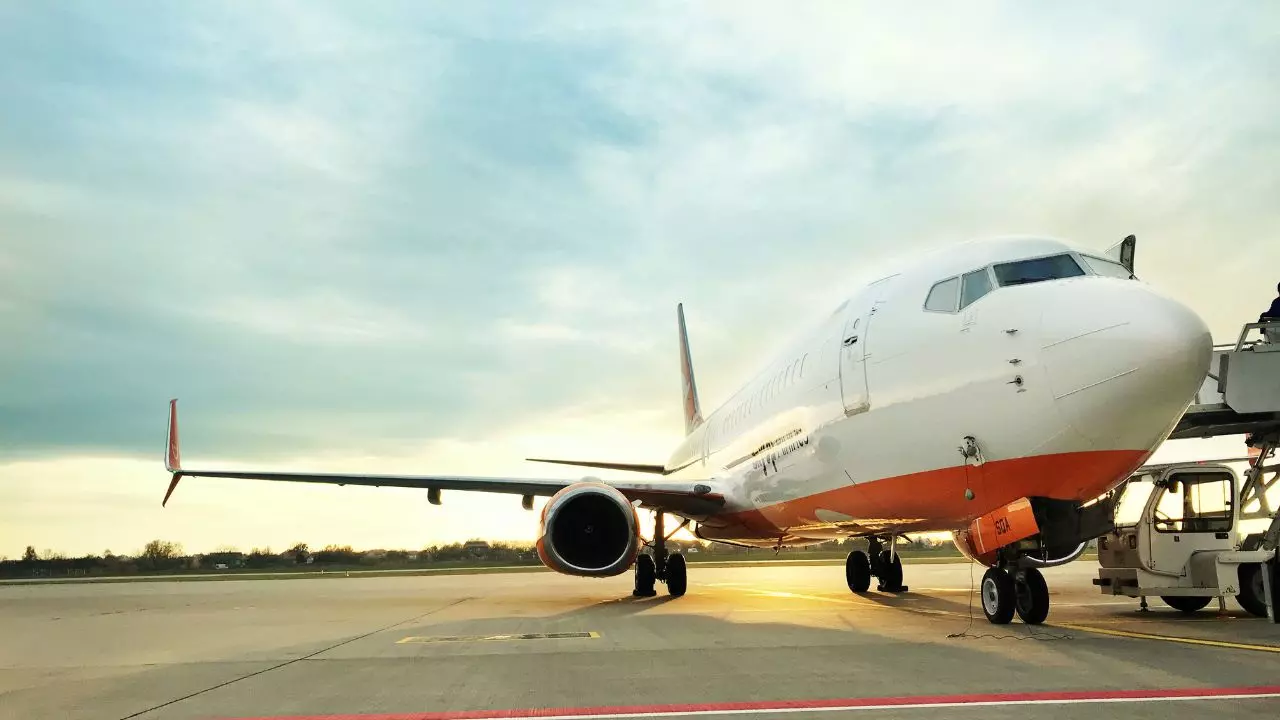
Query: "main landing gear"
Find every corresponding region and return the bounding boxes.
[980,565,1050,625]
[845,536,908,594]
[634,511,687,598]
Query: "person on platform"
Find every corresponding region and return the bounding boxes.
[1261,282,1280,344]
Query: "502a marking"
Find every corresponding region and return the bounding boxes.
[993,517,1012,536]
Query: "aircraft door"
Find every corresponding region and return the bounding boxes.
[839,313,869,416]
[839,279,892,416]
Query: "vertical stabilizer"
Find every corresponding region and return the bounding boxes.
[678,303,704,436]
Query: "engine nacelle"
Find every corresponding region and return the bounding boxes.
[537,481,640,577]
[952,530,1089,569]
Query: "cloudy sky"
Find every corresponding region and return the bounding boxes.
[2,2,1277,558]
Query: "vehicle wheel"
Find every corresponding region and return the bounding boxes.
[845,550,871,593]
[1237,564,1268,618]
[1161,595,1212,613]
[877,550,904,592]
[665,553,687,597]
[1013,567,1050,624]
[981,567,1016,624]
[633,554,656,597]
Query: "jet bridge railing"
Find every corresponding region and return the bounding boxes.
[1170,322,1280,440]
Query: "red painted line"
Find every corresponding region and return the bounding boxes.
[225,685,1280,720]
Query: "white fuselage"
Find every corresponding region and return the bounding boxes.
[668,238,1211,546]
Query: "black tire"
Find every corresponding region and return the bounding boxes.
[665,553,687,597]
[1237,564,1268,618]
[845,550,871,593]
[877,550,904,591]
[981,567,1016,624]
[633,554,656,597]
[1014,567,1050,625]
[1161,595,1212,613]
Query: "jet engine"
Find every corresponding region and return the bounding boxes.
[952,530,1088,568]
[536,481,640,577]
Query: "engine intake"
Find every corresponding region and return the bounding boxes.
[537,481,640,577]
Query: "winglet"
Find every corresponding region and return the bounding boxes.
[163,399,183,506]
[677,303,703,436]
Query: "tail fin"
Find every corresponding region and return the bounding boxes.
[678,303,703,436]
[162,399,184,506]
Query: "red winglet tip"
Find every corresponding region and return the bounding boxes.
[162,474,182,507]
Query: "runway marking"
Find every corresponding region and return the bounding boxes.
[1060,614,1256,624]
[229,686,1280,719]
[396,632,599,644]
[1055,623,1280,653]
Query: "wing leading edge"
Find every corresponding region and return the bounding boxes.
[161,400,724,517]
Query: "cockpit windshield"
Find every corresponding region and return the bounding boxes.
[992,253,1085,287]
[1080,255,1134,280]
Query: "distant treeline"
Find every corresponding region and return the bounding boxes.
[0,536,954,579]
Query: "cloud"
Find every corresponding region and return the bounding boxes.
[1,2,1277,550]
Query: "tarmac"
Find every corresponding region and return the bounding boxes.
[2,561,1279,720]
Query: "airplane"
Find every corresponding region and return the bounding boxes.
[160,236,1212,625]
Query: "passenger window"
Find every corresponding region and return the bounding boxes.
[960,269,993,309]
[992,254,1085,287]
[924,277,960,312]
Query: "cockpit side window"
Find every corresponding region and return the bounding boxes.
[1080,255,1134,280]
[960,268,994,309]
[924,276,961,312]
[992,254,1085,287]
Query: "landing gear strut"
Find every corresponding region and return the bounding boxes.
[634,511,687,598]
[845,536,908,594]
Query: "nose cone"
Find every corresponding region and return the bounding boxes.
[1042,281,1211,451]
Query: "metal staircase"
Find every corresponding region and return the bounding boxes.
[1169,322,1280,442]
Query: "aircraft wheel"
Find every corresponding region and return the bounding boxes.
[981,567,1016,624]
[845,550,871,593]
[633,554,656,597]
[1161,595,1211,613]
[1013,567,1050,624]
[877,550,905,592]
[1236,564,1268,618]
[665,553,687,597]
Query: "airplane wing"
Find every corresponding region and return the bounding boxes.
[161,400,725,517]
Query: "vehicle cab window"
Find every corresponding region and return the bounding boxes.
[924,276,960,312]
[960,268,993,309]
[1152,471,1234,533]
[992,254,1085,287]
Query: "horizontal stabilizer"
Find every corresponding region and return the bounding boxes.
[526,458,669,475]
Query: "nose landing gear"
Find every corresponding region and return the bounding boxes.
[981,565,1050,625]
